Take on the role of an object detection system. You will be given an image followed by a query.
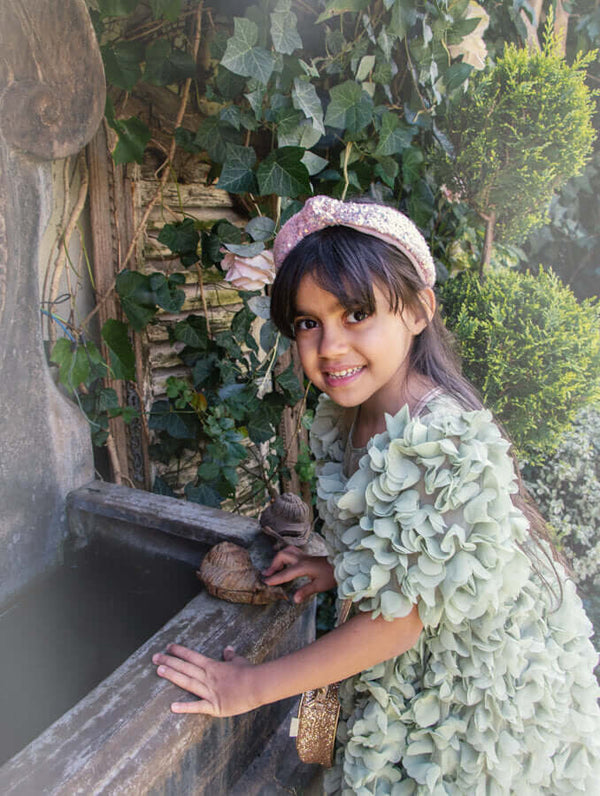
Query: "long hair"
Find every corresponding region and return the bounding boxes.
[270,223,566,602]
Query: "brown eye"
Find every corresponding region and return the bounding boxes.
[295,317,319,331]
[346,309,369,324]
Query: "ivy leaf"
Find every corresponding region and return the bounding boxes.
[101,41,144,91]
[444,61,473,92]
[276,363,304,404]
[247,295,272,320]
[174,127,202,154]
[216,144,258,193]
[150,272,186,314]
[302,151,329,175]
[153,476,177,497]
[316,0,370,24]
[101,319,135,380]
[247,405,277,444]
[184,483,223,508]
[407,179,435,227]
[173,315,209,351]
[246,216,275,241]
[158,218,200,265]
[221,17,276,85]
[50,338,91,391]
[402,146,424,186]
[97,388,120,412]
[220,105,242,130]
[223,241,265,257]
[115,270,158,330]
[111,116,151,164]
[375,112,414,156]
[256,146,311,197]
[388,2,417,37]
[194,117,241,163]
[149,400,196,439]
[278,119,322,149]
[144,40,196,85]
[325,80,374,135]
[355,55,375,82]
[259,319,279,353]
[292,78,325,135]
[374,156,399,188]
[270,0,303,55]
[192,354,220,388]
[215,65,248,100]
[149,0,181,22]
[244,88,265,119]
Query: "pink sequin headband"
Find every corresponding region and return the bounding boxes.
[273,195,436,287]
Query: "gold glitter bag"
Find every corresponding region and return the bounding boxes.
[292,600,352,768]
[295,683,341,767]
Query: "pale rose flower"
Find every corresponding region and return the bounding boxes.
[222,249,276,291]
[448,1,490,71]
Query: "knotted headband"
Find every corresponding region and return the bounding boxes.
[272,195,436,287]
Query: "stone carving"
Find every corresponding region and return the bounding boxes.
[0,0,104,602]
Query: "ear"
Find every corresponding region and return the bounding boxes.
[406,288,436,334]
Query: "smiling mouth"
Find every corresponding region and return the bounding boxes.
[326,366,364,381]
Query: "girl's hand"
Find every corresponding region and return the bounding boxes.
[262,546,336,603]
[152,643,259,716]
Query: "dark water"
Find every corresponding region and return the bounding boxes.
[0,539,201,766]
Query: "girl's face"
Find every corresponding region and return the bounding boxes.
[293,273,433,415]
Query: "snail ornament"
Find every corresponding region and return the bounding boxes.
[196,542,287,605]
[259,493,312,550]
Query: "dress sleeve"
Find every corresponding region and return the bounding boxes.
[332,403,532,627]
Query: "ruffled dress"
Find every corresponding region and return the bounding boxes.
[310,390,600,795]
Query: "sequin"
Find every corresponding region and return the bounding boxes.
[273,196,436,287]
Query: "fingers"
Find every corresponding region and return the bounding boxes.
[262,546,303,577]
[263,562,306,586]
[291,581,320,603]
[171,700,214,715]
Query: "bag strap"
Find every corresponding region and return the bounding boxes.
[337,598,352,626]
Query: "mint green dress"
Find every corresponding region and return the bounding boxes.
[310,391,600,795]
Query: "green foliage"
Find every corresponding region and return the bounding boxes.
[440,267,600,461]
[145,283,305,506]
[523,404,600,589]
[441,21,597,241]
[81,0,599,516]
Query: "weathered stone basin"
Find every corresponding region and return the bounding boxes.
[0,481,315,794]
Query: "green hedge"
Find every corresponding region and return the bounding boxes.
[440,267,600,462]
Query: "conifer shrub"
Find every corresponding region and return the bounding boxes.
[441,23,596,244]
[440,267,600,461]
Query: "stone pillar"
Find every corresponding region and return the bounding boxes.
[0,0,105,601]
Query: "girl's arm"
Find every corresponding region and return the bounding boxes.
[152,604,423,717]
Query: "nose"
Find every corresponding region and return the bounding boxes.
[318,322,349,358]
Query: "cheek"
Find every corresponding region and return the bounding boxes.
[295,337,316,373]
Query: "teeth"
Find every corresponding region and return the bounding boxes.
[328,367,362,379]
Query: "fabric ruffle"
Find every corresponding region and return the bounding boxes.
[310,393,600,795]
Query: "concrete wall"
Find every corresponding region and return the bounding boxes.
[0,0,105,602]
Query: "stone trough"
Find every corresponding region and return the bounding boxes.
[0,481,317,794]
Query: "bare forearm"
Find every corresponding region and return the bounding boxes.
[153,603,422,717]
[249,606,422,708]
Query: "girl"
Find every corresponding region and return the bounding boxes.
[153,196,600,794]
